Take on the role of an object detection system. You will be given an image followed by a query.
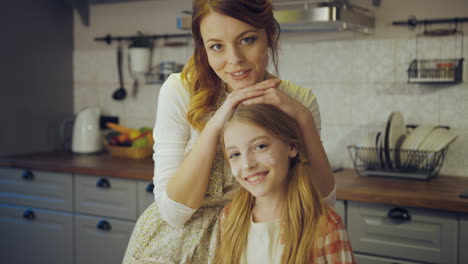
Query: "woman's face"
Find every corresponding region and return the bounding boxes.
[200,11,269,91]
[223,120,297,200]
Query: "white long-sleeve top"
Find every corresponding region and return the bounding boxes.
[152,73,336,227]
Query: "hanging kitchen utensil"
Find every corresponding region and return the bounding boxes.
[127,51,139,98]
[112,41,127,100]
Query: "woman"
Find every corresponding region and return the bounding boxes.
[217,104,354,264]
[123,0,335,263]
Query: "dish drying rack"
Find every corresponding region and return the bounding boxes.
[347,145,448,180]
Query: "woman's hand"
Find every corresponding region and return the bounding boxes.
[241,86,311,127]
[207,79,281,130]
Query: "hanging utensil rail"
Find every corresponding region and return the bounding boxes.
[95,33,192,45]
[392,17,468,28]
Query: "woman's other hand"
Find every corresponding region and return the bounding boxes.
[241,86,311,127]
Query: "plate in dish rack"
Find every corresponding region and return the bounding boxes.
[384,111,407,168]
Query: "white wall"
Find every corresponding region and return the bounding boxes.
[73,0,468,177]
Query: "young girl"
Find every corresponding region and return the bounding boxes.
[217,104,355,264]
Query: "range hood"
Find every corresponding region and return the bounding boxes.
[273,0,375,34]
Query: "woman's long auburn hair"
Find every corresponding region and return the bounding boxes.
[216,104,329,264]
[181,0,280,131]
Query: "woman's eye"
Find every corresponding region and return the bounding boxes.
[241,36,257,45]
[228,152,240,159]
[210,43,222,51]
[255,144,268,150]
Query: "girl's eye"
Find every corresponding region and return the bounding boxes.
[228,152,240,159]
[255,144,268,150]
[210,43,222,51]
[241,36,257,45]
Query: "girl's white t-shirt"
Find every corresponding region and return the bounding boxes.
[152,73,336,227]
[241,218,283,264]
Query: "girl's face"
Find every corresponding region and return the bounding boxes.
[200,11,269,91]
[223,120,298,200]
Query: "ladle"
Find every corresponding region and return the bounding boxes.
[112,42,127,100]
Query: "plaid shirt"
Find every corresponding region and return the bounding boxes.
[220,205,356,264]
[312,208,356,264]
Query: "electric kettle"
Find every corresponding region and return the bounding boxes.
[72,107,102,154]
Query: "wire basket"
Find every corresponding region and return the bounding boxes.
[347,145,448,180]
[407,58,464,84]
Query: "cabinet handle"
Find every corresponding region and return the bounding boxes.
[146,183,154,193]
[96,178,111,189]
[96,220,112,231]
[21,170,34,181]
[23,210,36,220]
[387,207,411,221]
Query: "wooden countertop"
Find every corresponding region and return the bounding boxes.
[0,152,154,181]
[1,152,467,213]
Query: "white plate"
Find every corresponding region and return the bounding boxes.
[400,125,436,167]
[384,112,407,168]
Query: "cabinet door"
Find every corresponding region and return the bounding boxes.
[347,201,458,264]
[355,253,422,264]
[0,204,73,264]
[335,199,346,227]
[0,167,73,211]
[460,214,468,264]
[137,180,154,215]
[74,214,135,264]
[75,174,137,220]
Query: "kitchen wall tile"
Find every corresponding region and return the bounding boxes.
[364,39,396,83]
[349,83,396,127]
[439,83,468,129]
[395,86,440,125]
[72,22,468,178]
[74,83,100,113]
[309,83,353,126]
[440,128,468,176]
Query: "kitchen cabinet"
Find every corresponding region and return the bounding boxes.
[0,167,74,264]
[0,205,74,264]
[0,166,154,264]
[347,201,458,264]
[460,214,468,264]
[74,174,138,220]
[138,181,155,215]
[335,199,346,226]
[354,254,421,264]
[74,214,135,264]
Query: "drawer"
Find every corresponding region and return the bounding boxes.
[137,180,154,216]
[74,214,135,264]
[0,167,73,211]
[355,253,422,264]
[460,214,468,264]
[347,201,457,264]
[74,174,137,220]
[0,204,74,264]
[335,199,346,227]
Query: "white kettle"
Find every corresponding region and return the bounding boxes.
[72,107,102,154]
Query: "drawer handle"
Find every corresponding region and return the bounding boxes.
[21,170,34,181]
[146,183,155,193]
[23,210,36,220]
[387,207,411,221]
[96,178,111,189]
[97,220,112,231]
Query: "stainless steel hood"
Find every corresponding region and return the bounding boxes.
[273,0,375,34]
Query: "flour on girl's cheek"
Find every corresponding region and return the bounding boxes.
[259,153,277,166]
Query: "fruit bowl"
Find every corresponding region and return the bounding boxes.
[104,140,153,159]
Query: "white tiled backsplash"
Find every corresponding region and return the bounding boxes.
[74,0,468,177]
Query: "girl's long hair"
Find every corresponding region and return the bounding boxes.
[181,0,280,131]
[216,104,328,264]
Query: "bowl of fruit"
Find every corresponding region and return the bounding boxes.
[104,122,154,159]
